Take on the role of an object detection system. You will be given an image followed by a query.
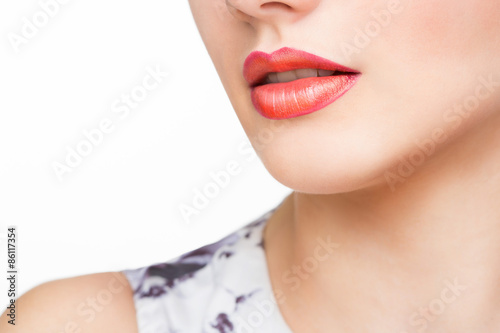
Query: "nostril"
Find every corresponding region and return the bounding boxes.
[260,2,293,11]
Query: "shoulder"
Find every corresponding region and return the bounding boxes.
[0,272,138,333]
[123,212,274,332]
[125,213,270,296]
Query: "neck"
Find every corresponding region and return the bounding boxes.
[265,116,500,332]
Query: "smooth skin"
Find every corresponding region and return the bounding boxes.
[0,272,137,333]
[4,0,500,332]
[189,0,500,332]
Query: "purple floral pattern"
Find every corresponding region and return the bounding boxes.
[122,208,293,333]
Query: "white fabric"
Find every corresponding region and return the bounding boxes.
[122,208,293,333]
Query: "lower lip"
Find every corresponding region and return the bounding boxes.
[250,74,360,120]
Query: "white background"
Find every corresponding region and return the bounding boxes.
[0,0,290,309]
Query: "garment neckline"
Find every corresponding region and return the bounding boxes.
[256,199,295,333]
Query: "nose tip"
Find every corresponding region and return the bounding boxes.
[261,0,320,12]
[226,0,320,24]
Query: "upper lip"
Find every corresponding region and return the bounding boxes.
[243,47,360,87]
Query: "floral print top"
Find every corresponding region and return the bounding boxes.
[122,207,293,333]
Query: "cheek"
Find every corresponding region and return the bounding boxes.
[387,0,500,65]
[368,0,500,125]
[189,0,252,102]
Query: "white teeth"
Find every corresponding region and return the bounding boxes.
[295,68,318,79]
[276,70,298,83]
[265,68,337,84]
[267,72,279,84]
[318,69,336,77]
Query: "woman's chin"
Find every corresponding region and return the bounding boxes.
[261,156,384,195]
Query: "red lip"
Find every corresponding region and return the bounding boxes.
[243,47,361,119]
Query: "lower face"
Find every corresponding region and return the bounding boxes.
[188,0,500,194]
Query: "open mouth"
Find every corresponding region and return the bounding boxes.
[259,69,348,86]
[243,47,361,119]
